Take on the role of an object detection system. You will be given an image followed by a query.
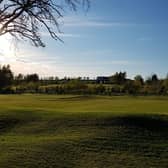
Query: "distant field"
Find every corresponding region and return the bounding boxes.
[0,95,167,168]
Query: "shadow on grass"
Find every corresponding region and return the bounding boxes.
[0,113,168,168]
[100,114,168,134]
[0,109,42,134]
[0,118,20,133]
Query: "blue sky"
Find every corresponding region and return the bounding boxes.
[0,0,168,79]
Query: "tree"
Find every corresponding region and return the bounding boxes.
[134,75,144,85]
[25,73,39,82]
[162,74,168,94]
[151,74,158,83]
[0,65,14,88]
[15,73,24,80]
[110,72,127,84]
[146,74,159,85]
[0,0,89,47]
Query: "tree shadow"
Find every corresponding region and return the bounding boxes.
[0,113,167,168]
[0,109,42,134]
[0,118,20,133]
[100,114,168,135]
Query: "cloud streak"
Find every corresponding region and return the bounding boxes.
[65,21,136,27]
[61,16,138,28]
[41,32,81,38]
[137,37,152,41]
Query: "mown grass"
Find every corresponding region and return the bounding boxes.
[0,95,167,168]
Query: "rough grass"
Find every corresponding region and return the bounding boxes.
[0,95,167,168]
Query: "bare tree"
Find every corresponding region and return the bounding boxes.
[0,0,89,47]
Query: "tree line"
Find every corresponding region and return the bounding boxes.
[0,65,168,95]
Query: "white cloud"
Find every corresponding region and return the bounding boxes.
[61,16,137,28]
[41,32,81,38]
[137,37,152,41]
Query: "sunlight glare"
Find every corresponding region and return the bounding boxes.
[0,35,16,63]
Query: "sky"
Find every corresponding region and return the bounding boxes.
[0,0,168,79]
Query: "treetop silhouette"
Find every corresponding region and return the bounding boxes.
[0,0,89,47]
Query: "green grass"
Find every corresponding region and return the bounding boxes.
[0,95,167,168]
